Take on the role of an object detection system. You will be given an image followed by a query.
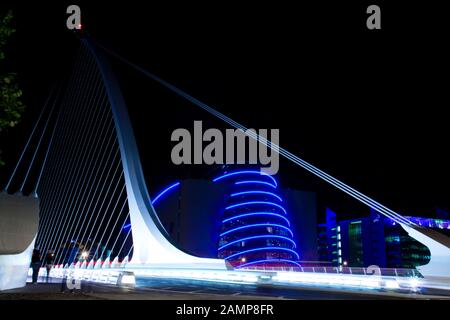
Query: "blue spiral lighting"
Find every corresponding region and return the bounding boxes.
[222,212,291,226]
[235,180,277,188]
[151,181,181,205]
[214,170,299,268]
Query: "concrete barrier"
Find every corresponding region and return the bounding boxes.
[0,192,39,290]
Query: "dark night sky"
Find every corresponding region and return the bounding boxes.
[1,1,449,221]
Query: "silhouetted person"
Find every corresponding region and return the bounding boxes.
[30,249,41,284]
[44,251,55,283]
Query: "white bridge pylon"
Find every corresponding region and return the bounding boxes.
[400,223,450,278]
[83,38,226,270]
[84,37,450,278]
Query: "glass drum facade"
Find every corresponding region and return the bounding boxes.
[215,170,299,268]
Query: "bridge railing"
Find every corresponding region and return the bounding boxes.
[240,266,422,278]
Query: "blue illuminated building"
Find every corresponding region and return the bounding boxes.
[214,170,300,268]
[148,169,318,266]
[318,208,450,269]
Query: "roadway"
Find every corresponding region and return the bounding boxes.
[1,276,449,300]
[131,276,450,300]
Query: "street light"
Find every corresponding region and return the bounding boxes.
[81,251,89,260]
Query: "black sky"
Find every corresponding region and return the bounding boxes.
[1,1,449,221]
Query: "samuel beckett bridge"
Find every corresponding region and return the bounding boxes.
[1,34,450,297]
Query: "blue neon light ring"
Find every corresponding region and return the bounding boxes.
[238,259,301,268]
[219,223,294,237]
[218,234,296,251]
[222,212,291,226]
[230,190,283,202]
[235,180,277,188]
[213,170,277,187]
[225,201,287,214]
[224,246,300,260]
[151,181,181,205]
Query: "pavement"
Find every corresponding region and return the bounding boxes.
[1,276,450,300]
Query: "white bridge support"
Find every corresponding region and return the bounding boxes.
[400,223,450,278]
[85,37,450,276]
[96,39,450,279]
[83,38,227,270]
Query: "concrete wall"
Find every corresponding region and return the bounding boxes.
[0,193,39,290]
[0,193,39,254]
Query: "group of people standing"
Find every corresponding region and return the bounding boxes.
[30,249,55,284]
